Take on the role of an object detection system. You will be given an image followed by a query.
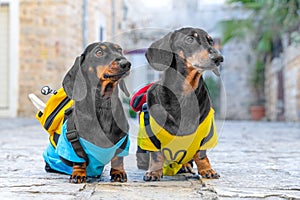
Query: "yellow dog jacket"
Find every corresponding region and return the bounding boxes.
[137,107,218,175]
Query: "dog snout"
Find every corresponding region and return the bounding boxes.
[211,54,224,66]
[117,58,131,70]
[121,60,131,69]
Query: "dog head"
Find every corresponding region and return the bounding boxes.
[63,42,131,100]
[145,27,223,76]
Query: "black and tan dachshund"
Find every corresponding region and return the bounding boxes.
[41,42,131,183]
[137,27,224,181]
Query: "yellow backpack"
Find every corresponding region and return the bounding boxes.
[35,87,74,148]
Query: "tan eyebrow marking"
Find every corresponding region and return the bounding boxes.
[100,45,106,50]
[88,67,94,73]
[207,35,214,45]
[193,32,198,38]
[114,44,120,49]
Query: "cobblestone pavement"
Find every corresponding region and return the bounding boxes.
[0,118,299,200]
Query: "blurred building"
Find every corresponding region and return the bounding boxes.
[220,3,300,122]
[265,39,300,121]
[1,0,299,121]
[0,0,125,117]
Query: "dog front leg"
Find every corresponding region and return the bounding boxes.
[193,150,219,179]
[143,151,164,181]
[110,156,127,182]
[69,162,87,183]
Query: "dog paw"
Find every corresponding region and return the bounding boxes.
[143,171,163,181]
[69,174,87,183]
[194,156,220,179]
[177,160,195,174]
[69,163,87,184]
[110,168,127,182]
[198,168,220,179]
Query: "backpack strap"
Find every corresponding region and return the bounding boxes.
[64,108,89,165]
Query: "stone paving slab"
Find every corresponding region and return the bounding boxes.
[0,118,299,199]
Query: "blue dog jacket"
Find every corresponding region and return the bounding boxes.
[43,120,130,177]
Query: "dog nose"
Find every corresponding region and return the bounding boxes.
[211,54,224,65]
[119,59,131,69]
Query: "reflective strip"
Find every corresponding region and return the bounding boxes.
[66,128,89,165]
[44,97,71,130]
[53,132,60,145]
[200,122,214,147]
[143,105,161,150]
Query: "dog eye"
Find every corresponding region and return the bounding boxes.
[208,38,214,46]
[185,36,194,44]
[95,49,103,57]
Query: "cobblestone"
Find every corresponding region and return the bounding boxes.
[0,118,299,199]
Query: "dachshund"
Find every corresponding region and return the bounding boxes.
[41,42,131,183]
[136,27,224,181]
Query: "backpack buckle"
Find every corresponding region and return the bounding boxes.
[66,130,79,143]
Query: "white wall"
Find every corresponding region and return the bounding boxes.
[0,0,19,117]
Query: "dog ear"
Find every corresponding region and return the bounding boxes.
[145,32,173,71]
[62,55,87,101]
[119,79,130,97]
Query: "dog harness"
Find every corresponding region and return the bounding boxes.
[43,120,130,177]
[137,106,217,176]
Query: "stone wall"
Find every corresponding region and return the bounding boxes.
[18,0,115,116]
[19,1,82,116]
[283,46,300,121]
[265,45,300,121]
[220,37,256,120]
[222,36,300,122]
[298,59,300,120]
[265,58,280,121]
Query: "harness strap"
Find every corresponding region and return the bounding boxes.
[53,132,60,145]
[44,96,71,130]
[65,109,89,165]
[142,103,161,150]
[115,135,129,156]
